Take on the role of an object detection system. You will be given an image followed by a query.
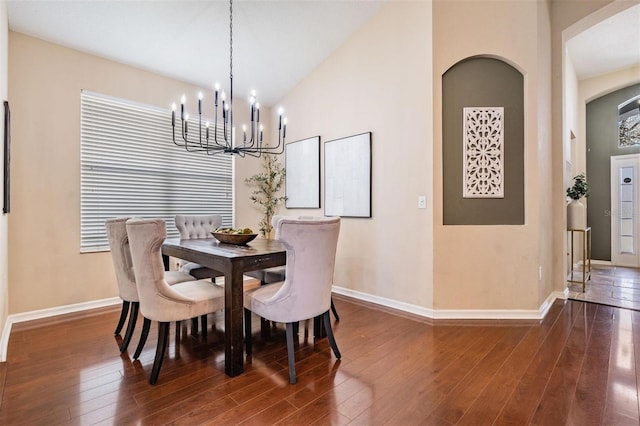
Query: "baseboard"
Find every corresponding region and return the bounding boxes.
[332,286,562,321]
[0,297,120,362]
[591,259,612,266]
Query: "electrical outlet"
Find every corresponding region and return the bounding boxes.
[418,195,426,209]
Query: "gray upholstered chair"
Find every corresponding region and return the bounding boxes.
[126,218,225,384]
[246,215,340,320]
[174,214,226,335]
[174,214,224,280]
[244,216,342,384]
[105,217,194,354]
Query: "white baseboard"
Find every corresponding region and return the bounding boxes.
[332,286,564,321]
[0,297,120,362]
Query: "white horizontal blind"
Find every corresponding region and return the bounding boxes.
[80,91,233,252]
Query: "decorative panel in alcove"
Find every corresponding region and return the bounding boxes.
[442,57,524,225]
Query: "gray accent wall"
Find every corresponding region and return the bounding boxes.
[586,83,640,261]
[442,57,524,225]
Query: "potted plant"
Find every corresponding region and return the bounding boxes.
[566,173,590,230]
[245,154,286,239]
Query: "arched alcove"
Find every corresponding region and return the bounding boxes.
[442,56,524,225]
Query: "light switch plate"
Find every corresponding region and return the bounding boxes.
[418,195,426,209]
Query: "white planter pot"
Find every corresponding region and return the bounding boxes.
[567,199,586,230]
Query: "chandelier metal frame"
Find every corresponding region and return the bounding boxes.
[171,0,286,157]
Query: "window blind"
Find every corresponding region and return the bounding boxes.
[80,91,233,253]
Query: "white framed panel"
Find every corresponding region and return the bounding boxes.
[324,132,371,218]
[285,136,320,209]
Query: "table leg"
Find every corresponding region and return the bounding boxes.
[224,266,245,377]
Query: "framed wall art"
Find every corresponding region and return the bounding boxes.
[285,136,321,209]
[3,101,10,214]
[324,132,371,218]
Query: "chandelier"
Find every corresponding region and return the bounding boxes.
[171,0,287,157]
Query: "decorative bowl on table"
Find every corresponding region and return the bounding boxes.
[211,228,257,245]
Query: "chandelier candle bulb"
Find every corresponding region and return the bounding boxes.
[256,103,260,122]
[198,92,203,114]
[180,95,185,120]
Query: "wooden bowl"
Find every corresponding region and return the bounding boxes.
[211,232,258,245]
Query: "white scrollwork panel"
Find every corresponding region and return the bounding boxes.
[463,107,504,198]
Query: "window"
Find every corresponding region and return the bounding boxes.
[80,91,233,253]
[619,95,640,148]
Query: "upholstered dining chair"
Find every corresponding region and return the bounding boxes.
[175,214,227,336]
[105,217,195,354]
[174,214,224,280]
[244,216,342,384]
[126,218,226,384]
[246,215,340,320]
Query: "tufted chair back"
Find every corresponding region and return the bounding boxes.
[127,218,201,321]
[175,214,222,239]
[105,217,138,302]
[247,217,340,322]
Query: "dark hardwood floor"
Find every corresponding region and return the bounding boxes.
[0,295,639,425]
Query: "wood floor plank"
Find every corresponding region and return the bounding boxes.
[455,298,568,425]
[602,308,640,423]
[567,304,615,425]
[492,298,585,424]
[530,300,596,425]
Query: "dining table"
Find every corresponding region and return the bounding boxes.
[162,236,286,377]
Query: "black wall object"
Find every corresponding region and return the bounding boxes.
[3,101,9,214]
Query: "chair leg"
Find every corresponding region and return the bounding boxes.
[191,317,199,335]
[330,298,340,321]
[292,321,299,336]
[200,315,207,338]
[120,302,139,353]
[133,317,151,360]
[150,322,170,385]
[244,308,252,356]
[285,323,297,384]
[323,311,341,359]
[115,300,130,335]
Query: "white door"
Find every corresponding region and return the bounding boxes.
[611,154,640,267]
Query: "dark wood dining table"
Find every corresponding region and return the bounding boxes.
[162,237,286,377]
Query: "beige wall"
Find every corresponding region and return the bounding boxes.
[433,0,550,310]
[0,0,8,344]
[8,32,264,313]
[276,1,434,308]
